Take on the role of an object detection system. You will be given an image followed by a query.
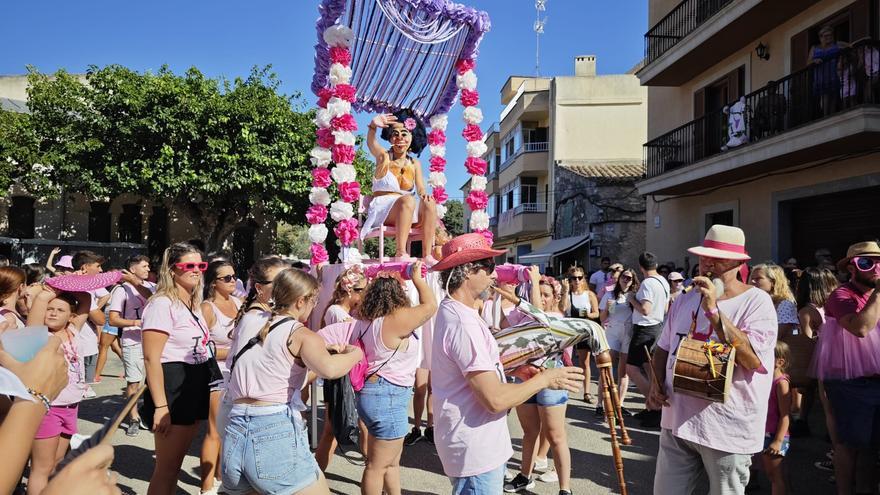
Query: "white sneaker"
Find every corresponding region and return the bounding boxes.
[504,469,515,482]
[538,470,559,483]
[69,433,89,450]
[533,457,549,472]
[83,386,97,398]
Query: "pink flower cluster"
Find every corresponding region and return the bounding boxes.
[317,88,334,108]
[329,47,352,67]
[432,187,448,203]
[464,157,487,176]
[338,181,361,203]
[310,243,329,265]
[316,127,335,148]
[429,155,447,172]
[455,58,476,75]
[334,218,359,245]
[306,204,328,224]
[460,89,479,107]
[466,190,489,210]
[462,124,482,142]
[311,167,331,188]
[330,114,357,132]
[333,84,357,103]
[427,129,446,146]
[332,144,355,164]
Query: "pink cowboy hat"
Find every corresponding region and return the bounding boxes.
[687,225,751,261]
[430,233,505,272]
[46,271,123,293]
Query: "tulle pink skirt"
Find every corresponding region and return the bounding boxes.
[810,317,880,380]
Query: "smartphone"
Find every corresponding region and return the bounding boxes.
[55,384,147,471]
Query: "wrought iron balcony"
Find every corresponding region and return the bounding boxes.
[644,0,734,65]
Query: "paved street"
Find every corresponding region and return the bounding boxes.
[81,357,835,494]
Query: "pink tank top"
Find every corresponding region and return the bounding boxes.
[225,318,308,410]
[357,316,420,387]
[765,374,790,436]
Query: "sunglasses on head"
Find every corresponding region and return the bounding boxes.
[621,274,633,280]
[175,262,208,272]
[853,256,880,272]
[472,258,496,274]
[352,286,366,292]
[215,275,236,283]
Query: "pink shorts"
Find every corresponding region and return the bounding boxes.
[35,404,79,439]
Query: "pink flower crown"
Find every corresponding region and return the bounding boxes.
[404,118,417,131]
[338,265,365,292]
[540,275,563,299]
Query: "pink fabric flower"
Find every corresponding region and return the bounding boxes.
[334,218,359,246]
[404,118,417,131]
[427,129,446,146]
[456,58,476,75]
[429,155,447,172]
[333,84,357,102]
[466,190,489,211]
[338,181,361,203]
[329,47,352,67]
[460,89,479,107]
[311,167,332,188]
[464,157,487,175]
[475,229,494,245]
[332,144,355,164]
[316,127,335,148]
[317,87,333,108]
[306,204,328,224]
[330,114,357,132]
[462,124,483,142]
[310,243,329,265]
[432,186,448,203]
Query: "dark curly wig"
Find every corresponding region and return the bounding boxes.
[358,277,411,320]
[380,109,427,156]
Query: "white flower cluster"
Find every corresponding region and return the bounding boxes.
[462,106,483,125]
[469,210,490,231]
[457,62,491,239]
[330,201,354,222]
[428,171,447,188]
[429,113,448,131]
[308,224,328,244]
[310,147,331,168]
[470,175,487,191]
[323,25,354,48]
[331,163,356,183]
[466,141,487,157]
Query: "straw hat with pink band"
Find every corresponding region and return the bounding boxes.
[429,233,506,273]
[687,225,751,281]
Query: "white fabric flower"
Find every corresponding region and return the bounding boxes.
[470,175,487,191]
[456,70,477,91]
[326,97,351,118]
[330,201,354,221]
[323,25,354,48]
[332,130,356,146]
[309,147,332,168]
[463,107,483,125]
[331,163,356,184]
[428,172,447,188]
[341,247,364,264]
[309,187,331,206]
[435,203,447,220]
[329,63,352,85]
[470,210,490,230]
[429,144,446,158]
[466,141,488,157]
[308,224,329,244]
[314,109,332,129]
[429,113,448,131]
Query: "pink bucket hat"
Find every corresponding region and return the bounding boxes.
[687,225,751,261]
[54,255,74,269]
[430,233,505,272]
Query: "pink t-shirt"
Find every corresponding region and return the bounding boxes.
[355,316,420,387]
[657,287,777,454]
[323,304,351,326]
[141,296,210,365]
[431,297,513,478]
[108,281,157,347]
[55,327,87,406]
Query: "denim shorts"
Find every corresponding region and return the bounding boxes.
[763,433,791,456]
[356,376,413,440]
[512,377,568,407]
[221,404,319,495]
[450,463,505,495]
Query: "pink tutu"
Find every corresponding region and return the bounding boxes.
[810,317,880,380]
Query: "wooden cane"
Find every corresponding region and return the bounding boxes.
[597,353,628,494]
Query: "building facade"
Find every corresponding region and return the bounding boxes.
[463,56,647,273]
[638,0,880,267]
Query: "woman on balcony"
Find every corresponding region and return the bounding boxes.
[361,111,438,262]
[809,25,849,115]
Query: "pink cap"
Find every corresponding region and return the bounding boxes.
[54,255,74,269]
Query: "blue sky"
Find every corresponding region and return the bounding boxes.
[1,0,646,201]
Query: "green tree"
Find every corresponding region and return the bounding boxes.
[275,222,310,259]
[443,199,465,236]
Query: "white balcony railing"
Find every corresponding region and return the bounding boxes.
[499,141,549,172]
[512,203,547,215]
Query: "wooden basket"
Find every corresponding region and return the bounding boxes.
[673,338,736,403]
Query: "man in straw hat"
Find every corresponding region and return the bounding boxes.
[649,225,778,495]
[814,241,880,494]
[428,233,584,494]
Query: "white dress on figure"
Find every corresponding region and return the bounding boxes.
[359,169,420,240]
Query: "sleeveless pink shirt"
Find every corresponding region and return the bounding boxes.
[356,316,420,387]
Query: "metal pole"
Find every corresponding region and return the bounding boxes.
[310,380,319,449]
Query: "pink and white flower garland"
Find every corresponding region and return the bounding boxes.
[456,58,492,244]
[427,113,449,221]
[307,24,361,265]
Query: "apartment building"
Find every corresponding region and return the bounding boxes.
[638,0,880,267]
[462,56,647,273]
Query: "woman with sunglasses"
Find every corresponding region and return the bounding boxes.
[141,242,213,495]
[565,266,599,404]
[197,260,242,495]
[598,268,640,416]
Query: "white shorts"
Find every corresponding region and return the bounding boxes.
[606,324,633,354]
[122,344,145,383]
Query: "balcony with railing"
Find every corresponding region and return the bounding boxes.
[639,0,812,86]
[640,41,880,195]
[498,203,549,238]
[498,141,550,182]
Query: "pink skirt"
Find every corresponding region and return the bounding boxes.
[810,317,880,380]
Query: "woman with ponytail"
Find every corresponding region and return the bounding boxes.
[141,243,212,495]
[222,268,363,495]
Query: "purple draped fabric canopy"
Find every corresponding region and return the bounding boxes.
[313,0,491,119]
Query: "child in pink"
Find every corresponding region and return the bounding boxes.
[762,341,792,495]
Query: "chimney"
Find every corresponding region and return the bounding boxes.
[575,55,596,77]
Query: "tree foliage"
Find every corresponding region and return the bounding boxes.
[443,199,465,236]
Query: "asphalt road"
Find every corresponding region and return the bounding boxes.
[79,357,835,494]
